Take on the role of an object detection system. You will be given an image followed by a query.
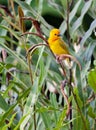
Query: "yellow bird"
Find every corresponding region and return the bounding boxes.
[48,28,81,69]
[48,28,69,55]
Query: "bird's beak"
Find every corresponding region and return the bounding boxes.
[57,34,61,36]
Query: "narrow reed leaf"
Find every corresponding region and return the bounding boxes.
[72,0,93,35]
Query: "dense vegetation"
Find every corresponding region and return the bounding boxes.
[0,0,96,130]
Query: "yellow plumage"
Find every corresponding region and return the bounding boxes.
[48,28,69,55]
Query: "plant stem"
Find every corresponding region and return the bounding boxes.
[27,54,36,130]
[60,81,71,118]
[27,54,33,85]
[66,0,72,129]
[70,85,88,130]
[69,69,73,129]
[33,105,36,130]
[66,0,71,46]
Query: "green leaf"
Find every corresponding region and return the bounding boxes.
[56,107,66,129]
[40,111,52,130]
[38,56,51,89]
[93,60,96,66]
[0,104,17,126]
[0,94,9,111]
[88,68,96,92]
[0,41,28,69]
[33,46,45,78]
[0,20,8,43]
[0,25,20,40]
[80,19,96,46]
[0,36,18,45]
[88,106,96,119]
[60,0,82,33]
[73,88,83,108]
[0,62,14,71]
[20,78,39,129]
[83,43,95,61]
[75,66,84,102]
[14,113,29,130]
[72,0,93,35]
[50,94,58,124]
[0,65,4,73]
[0,62,28,89]
[2,112,17,130]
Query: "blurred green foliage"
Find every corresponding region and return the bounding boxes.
[0,0,96,130]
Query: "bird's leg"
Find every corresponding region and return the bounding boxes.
[55,54,64,63]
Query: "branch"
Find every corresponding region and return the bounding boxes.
[21,32,48,44]
[66,0,71,46]
[0,4,13,17]
[66,0,72,129]
[21,17,42,35]
[58,54,82,70]
[60,80,71,118]
[26,43,48,57]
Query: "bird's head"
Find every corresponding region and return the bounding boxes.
[49,28,61,41]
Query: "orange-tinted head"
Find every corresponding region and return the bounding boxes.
[49,28,61,41]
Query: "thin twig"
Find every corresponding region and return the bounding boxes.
[59,61,67,78]
[26,43,48,57]
[33,105,36,130]
[21,32,48,44]
[27,54,33,85]
[21,17,42,35]
[0,4,13,17]
[60,80,70,118]
[66,0,72,129]
[69,69,72,129]
[66,0,71,46]
[58,54,82,70]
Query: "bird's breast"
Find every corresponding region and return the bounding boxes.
[49,40,68,55]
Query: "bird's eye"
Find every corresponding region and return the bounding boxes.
[54,34,57,35]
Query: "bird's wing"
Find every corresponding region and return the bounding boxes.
[59,39,69,53]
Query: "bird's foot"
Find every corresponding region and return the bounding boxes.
[55,55,63,63]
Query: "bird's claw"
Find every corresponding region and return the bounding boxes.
[55,55,63,63]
